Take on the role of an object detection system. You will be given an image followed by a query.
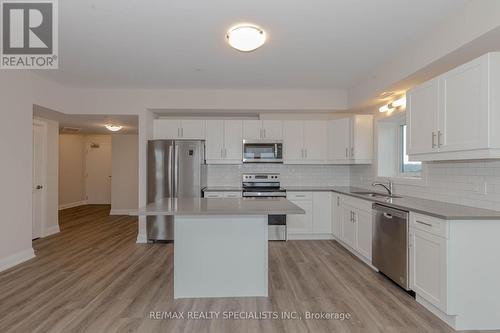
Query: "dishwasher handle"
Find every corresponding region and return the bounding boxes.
[373,203,408,219]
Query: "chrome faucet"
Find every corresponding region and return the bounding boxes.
[371,180,393,196]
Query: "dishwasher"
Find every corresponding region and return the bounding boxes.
[372,203,410,290]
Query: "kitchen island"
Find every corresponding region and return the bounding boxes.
[136,197,304,299]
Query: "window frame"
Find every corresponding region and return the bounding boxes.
[397,124,422,178]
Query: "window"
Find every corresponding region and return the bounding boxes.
[399,125,422,177]
[377,114,424,184]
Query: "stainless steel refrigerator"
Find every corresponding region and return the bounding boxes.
[147,140,206,241]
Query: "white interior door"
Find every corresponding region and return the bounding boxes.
[85,143,112,204]
[33,122,46,239]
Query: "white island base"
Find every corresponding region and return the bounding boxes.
[174,215,268,299]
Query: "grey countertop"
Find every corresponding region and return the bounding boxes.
[286,186,500,220]
[134,197,305,216]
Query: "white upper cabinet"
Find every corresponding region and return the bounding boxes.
[327,115,373,164]
[242,120,262,140]
[407,78,440,155]
[283,121,305,163]
[283,120,327,164]
[407,52,500,161]
[243,120,283,140]
[262,120,283,140]
[205,120,242,164]
[153,119,205,139]
[304,121,328,163]
[180,120,206,139]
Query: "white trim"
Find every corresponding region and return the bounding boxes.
[42,225,60,237]
[0,248,35,273]
[136,233,148,243]
[110,209,133,215]
[59,200,87,210]
[33,119,48,239]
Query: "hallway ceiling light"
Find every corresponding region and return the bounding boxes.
[226,24,266,52]
[105,124,122,132]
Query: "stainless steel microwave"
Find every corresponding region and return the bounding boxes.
[242,140,283,163]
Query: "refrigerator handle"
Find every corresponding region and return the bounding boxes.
[167,144,173,197]
[174,144,180,196]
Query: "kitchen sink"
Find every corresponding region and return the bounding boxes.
[351,191,402,199]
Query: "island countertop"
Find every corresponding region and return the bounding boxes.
[134,197,305,216]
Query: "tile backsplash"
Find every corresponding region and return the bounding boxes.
[350,160,500,211]
[207,164,350,188]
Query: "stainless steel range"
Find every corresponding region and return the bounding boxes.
[242,173,287,241]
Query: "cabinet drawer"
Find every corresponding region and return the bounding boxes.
[223,191,242,198]
[410,213,448,238]
[286,192,313,200]
[204,192,224,198]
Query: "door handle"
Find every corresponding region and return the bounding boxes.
[351,147,354,158]
[337,196,340,206]
[263,128,266,138]
[432,132,437,148]
[36,185,43,190]
[437,130,443,147]
[345,148,348,158]
[383,213,393,219]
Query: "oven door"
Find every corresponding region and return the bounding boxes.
[242,140,283,163]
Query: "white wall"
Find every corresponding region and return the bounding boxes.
[59,134,85,208]
[111,135,139,214]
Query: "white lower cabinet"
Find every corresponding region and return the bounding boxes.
[332,194,342,239]
[287,191,331,238]
[355,208,372,260]
[287,199,313,234]
[312,192,332,234]
[334,195,373,263]
[341,203,357,249]
[409,213,448,312]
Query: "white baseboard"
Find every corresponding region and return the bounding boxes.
[0,248,35,273]
[136,233,148,243]
[416,295,457,329]
[287,233,334,240]
[59,200,87,210]
[42,225,60,237]
[110,209,133,215]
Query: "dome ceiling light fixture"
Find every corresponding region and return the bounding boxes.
[226,24,266,52]
[105,124,123,132]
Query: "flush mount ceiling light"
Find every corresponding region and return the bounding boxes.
[105,124,122,132]
[226,24,266,52]
[379,96,406,113]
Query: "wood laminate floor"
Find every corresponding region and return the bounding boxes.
[0,205,495,333]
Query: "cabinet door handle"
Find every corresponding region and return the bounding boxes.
[221,148,224,158]
[181,128,184,137]
[178,128,181,137]
[337,197,340,206]
[304,149,308,158]
[437,130,443,147]
[263,128,266,138]
[224,148,227,158]
[345,148,348,158]
[432,132,437,148]
[351,147,354,158]
[416,221,433,227]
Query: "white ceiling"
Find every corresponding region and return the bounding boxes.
[36,0,466,90]
[34,106,138,134]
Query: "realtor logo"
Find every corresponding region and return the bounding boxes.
[1,0,58,69]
